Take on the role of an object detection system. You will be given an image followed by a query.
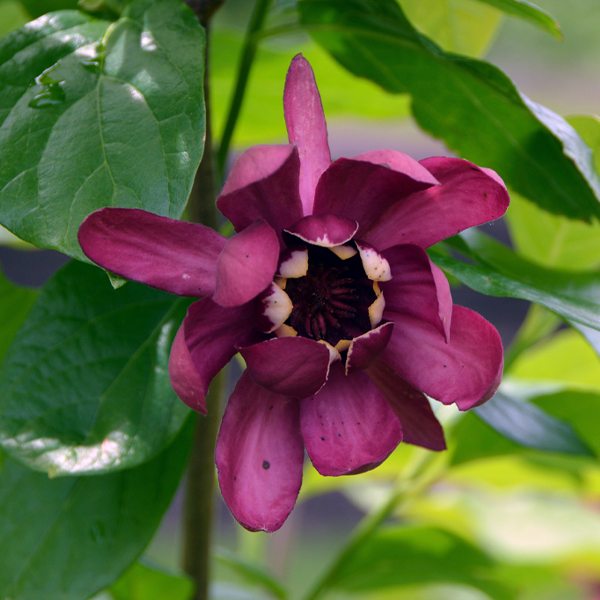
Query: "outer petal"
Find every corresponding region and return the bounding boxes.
[78,208,225,297]
[168,323,207,414]
[381,305,503,410]
[313,151,438,235]
[239,336,332,398]
[284,214,358,247]
[380,244,452,342]
[217,145,304,245]
[216,371,303,532]
[366,358,446,451]
[185,298,255,404]
[284,54,331,215]
[363,158,510,250]
[213,220,280,307]
[301,363,402,476]
[346,321,394,375]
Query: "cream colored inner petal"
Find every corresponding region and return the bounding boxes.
[329,244,358,260]
[368,290,386,328]
[358,244,392,281]
[263,283,293,333]
[317,339,342,364]
[275,324,298,337]
[279,248,309,278]
[334,339,352,353]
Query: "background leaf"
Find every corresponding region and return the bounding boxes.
[329,524,515,600]
[109,561,194,600]
[298,0,600,220]
[0,0,205,260]
[0,260,190,476]
[474,392,595,457]
[0,417,193,600]
[0,269,36,364]
[434,231,600,331]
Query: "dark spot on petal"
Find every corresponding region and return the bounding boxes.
[321,437,325,441]
[246,255,249,258]
[357,422,361,425]
[270,405,274,410]
[443,364,447,368]
[338,433,341,437]
[234,476,237,481]
[262,460,270,469]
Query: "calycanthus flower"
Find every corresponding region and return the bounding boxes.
[78,55,508,532]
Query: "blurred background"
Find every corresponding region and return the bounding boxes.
[1,0,600,598]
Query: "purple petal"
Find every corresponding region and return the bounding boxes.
[78,208,225,297]
[363,158,510,250]
[301,363,402,476]
[346,322,394,375]
[216,371,304,532]
[381,305,504,410]
[239,336,333,398]
[284,214,358,247]
[313,151,438,235]
[367,359,446,451]
[380,244,452,342]
[185,299,256,405]
[168,324,207,414]
[217,145,304,245]
[213,220,280,307]
[284,54,331,215]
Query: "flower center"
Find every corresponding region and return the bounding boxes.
[284,246,376,346]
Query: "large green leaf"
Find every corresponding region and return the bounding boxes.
[0,269,37,364]
[0,260,190,476]
[329,524,515,600]
[298,0,600,220]
[433,230,600,331]
[0,0,30,37]
[0,0,205,260]
[110,561,194,600]
[0,417,193,600]
[474,0,561,38]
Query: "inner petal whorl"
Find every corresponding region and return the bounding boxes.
[284,245,375,346]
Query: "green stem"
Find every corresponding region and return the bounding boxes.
[301,449,439,600]
[183,370,224,600]
[215,0,273,182]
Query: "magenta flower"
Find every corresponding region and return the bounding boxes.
[78,55,508,532]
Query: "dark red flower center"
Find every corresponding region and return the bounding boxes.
[284,245,376,346]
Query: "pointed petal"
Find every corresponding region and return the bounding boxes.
[367,359,446,451]
[363,158,510,250]
[284,214,358,247]
[381,306,504,410]
[239,336,333,398]
[355,241,392,281]
[380,244,452,342]
[313,151,438,236]
[78,208,225,297]
[284,54,331,215]
[301,363,402,476]
[217,145,304,244]
[346,322,394,375]
[185,299,255,405]
[213,220,280,307]
[168,323,207,414]
[216,371,303,532]
[256,282,293,333]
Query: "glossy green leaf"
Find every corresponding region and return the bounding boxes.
[215,549,288,600]
[0,269,36,364]
[211,30,410,148]
[298,0,600,220]
[475,392,594,457]
[110,561,194,600]
[0,417,193,600]
[19,0,79,18]
[434,230,600,331]
[398,0,503,57]
[330,524,515,600]
[0,0,205,260]
[567,115,600,174]
[0,260,190,476]
[474,0,561,38]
